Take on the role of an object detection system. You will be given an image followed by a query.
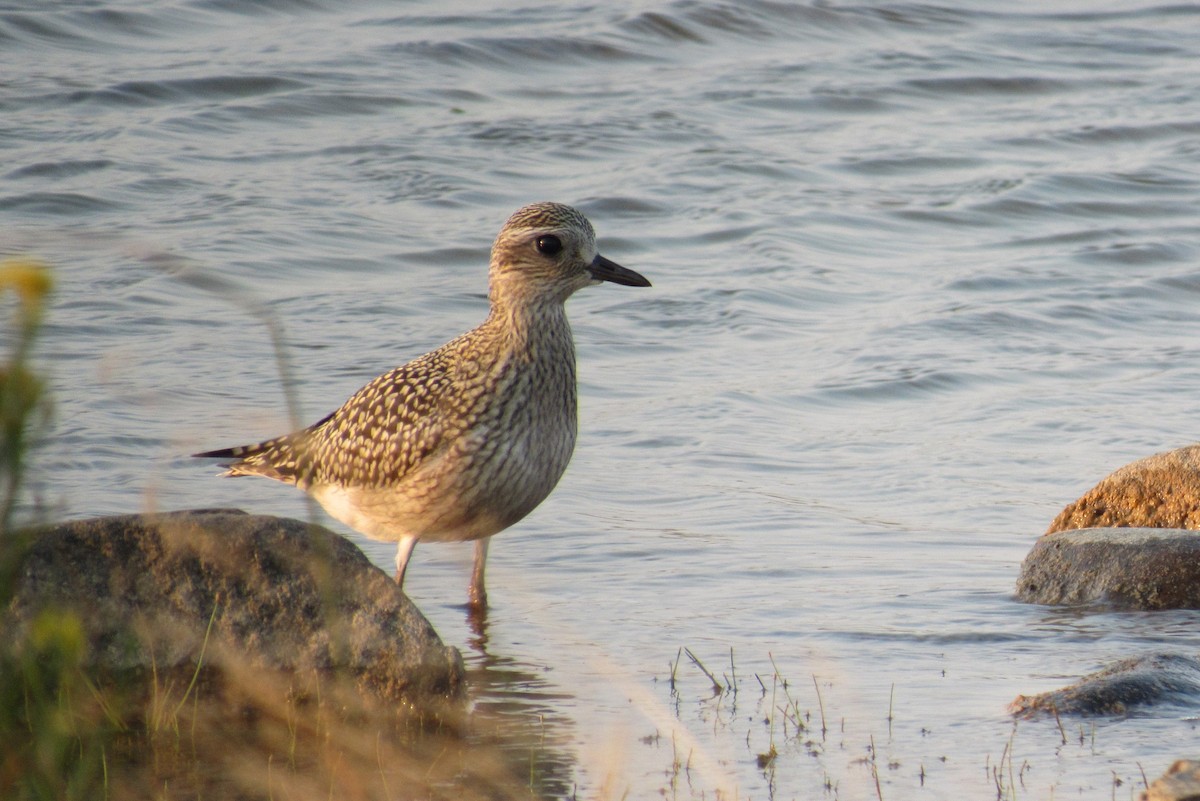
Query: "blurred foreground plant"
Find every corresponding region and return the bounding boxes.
[0,608,119,800]
[0,258,53,534]
[0,258,114,800]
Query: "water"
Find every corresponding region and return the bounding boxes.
[6,0,1200,797]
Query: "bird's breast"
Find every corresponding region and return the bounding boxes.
[446,335,579,526]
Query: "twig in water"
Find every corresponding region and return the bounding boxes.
[727,646,738,696]
[870,734,883,801]
[768,670,778,752]
[684,647,723,695]
[757,665,778,769]
[768,653,804,736]
[991,723,1017,801]
[812,674,828,741]
[887,683,895,737]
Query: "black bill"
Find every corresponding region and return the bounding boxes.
[588,253,651,287]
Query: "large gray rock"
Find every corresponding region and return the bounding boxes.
[2,509,463,703]
[1010,653,1200,717]
[1015,527,1200,608]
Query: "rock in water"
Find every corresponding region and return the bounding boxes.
[1010,653,1200,717]
[1020,444,1200,610]
[1015,527,1200,609]
[1047,445,1200,533]
[2,509,463,704]
[1141,759,1200,801]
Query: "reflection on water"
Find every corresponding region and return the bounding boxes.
[461,611,579,801]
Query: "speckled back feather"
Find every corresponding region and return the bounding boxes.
[214,346,455,489]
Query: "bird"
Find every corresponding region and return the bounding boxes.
[194,202,650,611]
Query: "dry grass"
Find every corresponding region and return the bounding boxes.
[0,602,555,801]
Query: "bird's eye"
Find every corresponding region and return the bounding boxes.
[535,235,563,256]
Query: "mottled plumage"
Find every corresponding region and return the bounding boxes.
[195,202,650,609]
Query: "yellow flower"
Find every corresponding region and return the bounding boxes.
[0,258,53,315]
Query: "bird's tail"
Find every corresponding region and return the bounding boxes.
[193,436,306,485]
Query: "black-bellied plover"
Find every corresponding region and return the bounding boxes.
[195,202,650,610]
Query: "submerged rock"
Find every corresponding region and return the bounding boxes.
[1047,445,1200,533]
[1141,759,1200,801]
[1010,653,1200,717]
[1015,527,1200,609]
[2,509,463,704]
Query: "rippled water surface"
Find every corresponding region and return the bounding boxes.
[7,0,1200,797]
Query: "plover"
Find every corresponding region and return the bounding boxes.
[195,202,650,609]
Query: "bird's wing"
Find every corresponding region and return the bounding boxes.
[198,348,459,489]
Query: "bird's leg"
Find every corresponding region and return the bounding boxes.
[395,536,418,586]
[468,537,490,610]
